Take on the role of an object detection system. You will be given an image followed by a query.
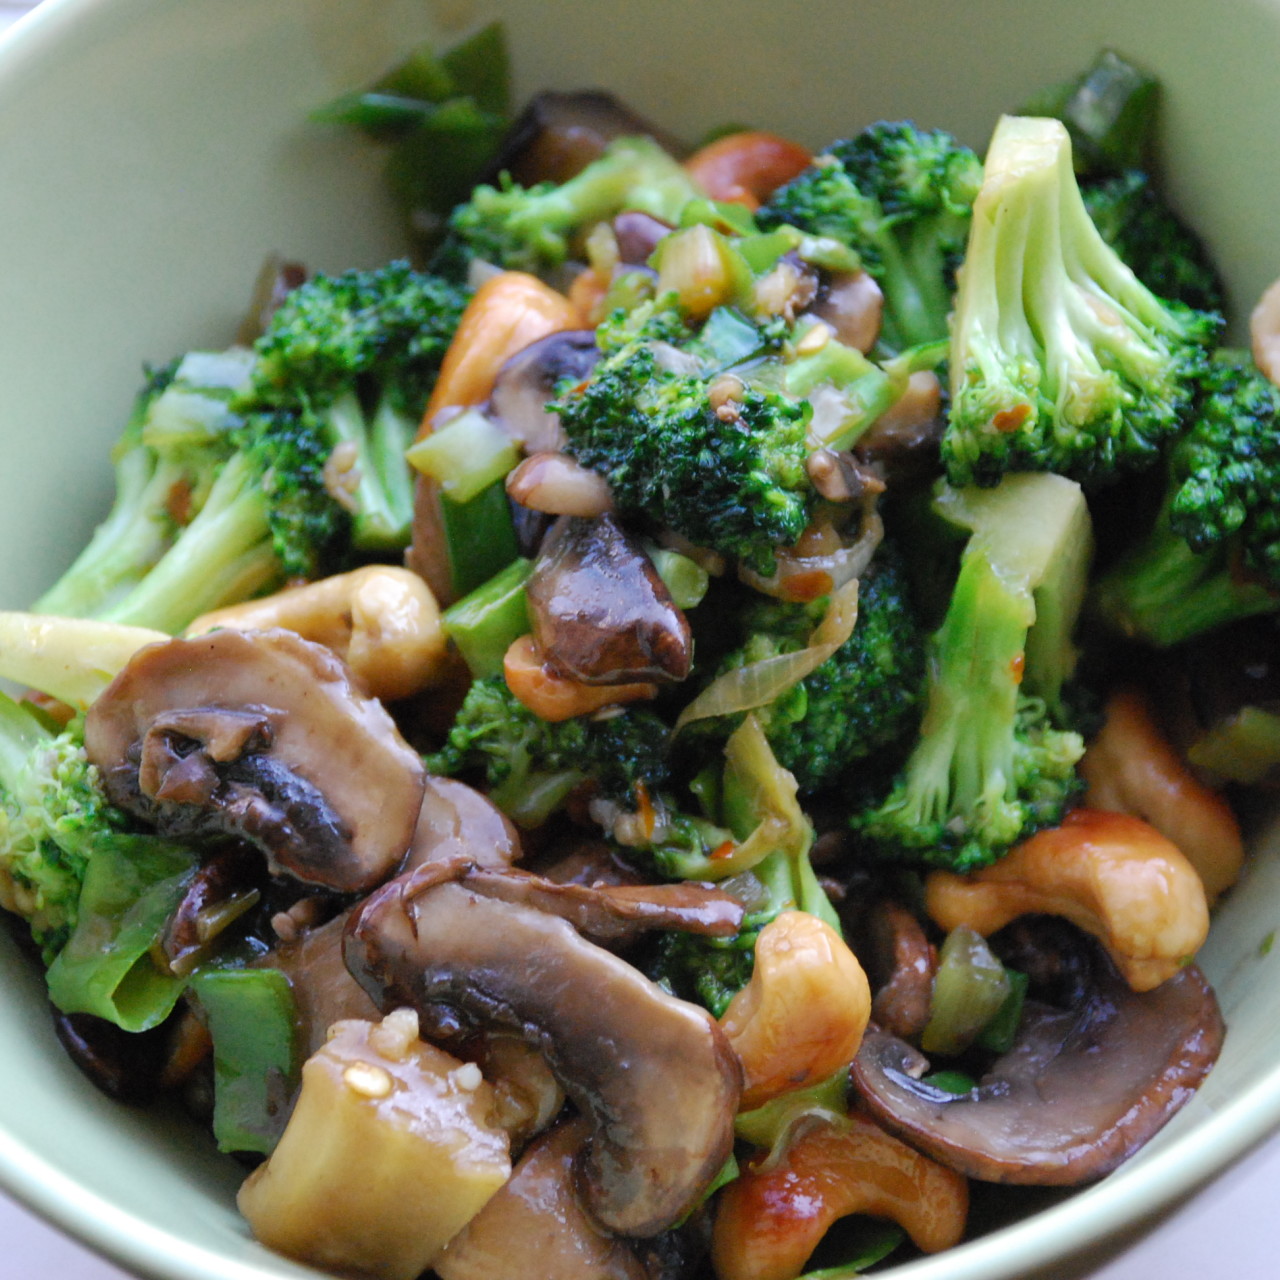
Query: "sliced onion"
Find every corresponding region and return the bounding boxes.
[740,508,883,603]
[673,574,862,733]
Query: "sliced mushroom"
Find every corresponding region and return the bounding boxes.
[530,836,647,887]
[862,900,937,1043]
[345,872,742,1236]
[403,776,524,874]
[435,1117,648,1280]
[51,1010,169,1103]
[487,329,600,454]
[849,948,1224,1185]
[263,910,380,1058]
[84,630,425,893]
[808,269,884,353]
[160,842,263,977]
[386,856,743,949]
[613,210,674,265]
[464,1034,566,1150]
[527,514,692,685]
[484,90,685,188]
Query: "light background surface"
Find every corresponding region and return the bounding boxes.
[0,0,1274,1276]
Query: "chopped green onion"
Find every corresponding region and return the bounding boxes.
[406,408,520,504]
[442,558,533,677]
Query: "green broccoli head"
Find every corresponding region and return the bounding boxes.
[647,913,763,1017]
[99,405,347,635]
[758,121,982,350]
[557,342,813,575]
[853,551,1085,870]
[1092,353,1280,647]
[1082,170,1225,315]
[853,474,1091,871]
[690,551,927,793]
[235,408,349,581]
[432,136,702,280]
[0,698,126,963]
[246,261,470,551]
[943,115,1221,490]
[425,675,672,827]
[250,261,469,417]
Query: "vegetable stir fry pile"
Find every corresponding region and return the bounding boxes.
[5,32,1277,1280]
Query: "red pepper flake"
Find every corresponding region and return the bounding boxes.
[992,403,1032,433]
[166,477,194,526]
[710,840,737,861]
[635,781,657,842]
[1010,652,1025,683]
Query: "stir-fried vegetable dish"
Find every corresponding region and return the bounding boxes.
[6,29,1278,1279]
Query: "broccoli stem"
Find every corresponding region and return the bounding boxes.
[897,551,1032,834]
[1093,516,1278,648]
[32,447,183,618]
[326,390,417,551]
[100,452,282,634]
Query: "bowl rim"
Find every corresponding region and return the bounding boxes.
[0,0,1278,1277]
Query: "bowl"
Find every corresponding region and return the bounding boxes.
[1,0,1279,1276]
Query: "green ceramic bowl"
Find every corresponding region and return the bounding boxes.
[1,0,1278,1276]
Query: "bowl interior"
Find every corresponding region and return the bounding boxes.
[1,0,1279,1277]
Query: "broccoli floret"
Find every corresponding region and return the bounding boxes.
[97,408,345,635]
[758,121,982,351]
[1083,170,1225,315]
[431,136,702,281]
[425,676,672,827]
[0,695,126,964]
[249,261,470,550]
[690,552,927,793]
[943,115,1221,490]
[82,263,467,634]
[32,350,256,619]
[1092,353,1280,647]
[557,342,813,575]
[853,474,1091,871]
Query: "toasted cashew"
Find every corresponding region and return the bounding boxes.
[1252,275,1280,387]
[925,809,1209,992]
[1082,688,1244,901]
[187,566,446,701]
[719,911,871,1111]
[502,635,657,722]
[712,1112,968,1280]
[423,272,579,429]
[684,131,813,211]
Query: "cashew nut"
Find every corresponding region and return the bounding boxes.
[711,1112,968,1280]
[186,566,446,701]
[1252,274,1280,387]
[925,809,1209,992]
[1082,688,1244,901]
[719,911,871,1111]
[502,635,657,722]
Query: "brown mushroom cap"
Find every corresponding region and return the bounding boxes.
[434,1117,648,1280]
[862,900,937,1043]
[483,91,686,188]
[527,514,692,686]
[345,872,742,1237]
[385,855,744,948]
[849,954,1224,1185]
[84,630,425,893]
[403,776,524,875]
[487,329,600,455]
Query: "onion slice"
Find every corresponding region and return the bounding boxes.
[674,575,861,734]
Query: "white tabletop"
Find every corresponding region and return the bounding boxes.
[0,1,1276,1276]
